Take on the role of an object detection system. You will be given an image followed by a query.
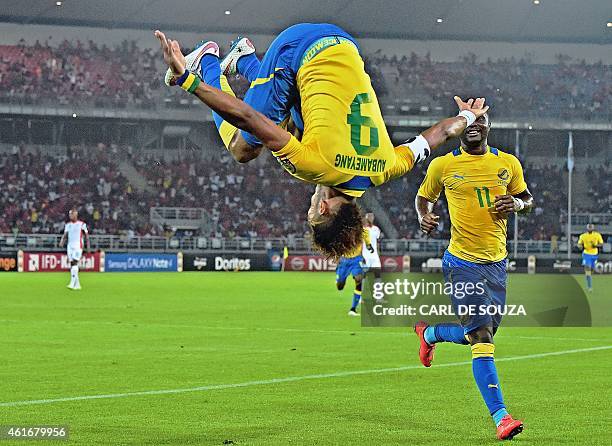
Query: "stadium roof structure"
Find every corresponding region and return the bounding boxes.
[1,0,610,44]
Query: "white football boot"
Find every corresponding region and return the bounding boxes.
[220,37,256,76]
[164,40,220,86]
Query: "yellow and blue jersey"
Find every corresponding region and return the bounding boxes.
[274,41,416,197]
[418,146,527,263]
[578,231,603,255]
[336,229,370,282]
[238,23,416,198]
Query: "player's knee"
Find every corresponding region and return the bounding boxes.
[354,275,363,287]
[467,325,494,345]
[71,260,78,266]
[233,150,259,164]
[229,134,261,163]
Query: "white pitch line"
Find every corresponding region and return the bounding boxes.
[1,345,610,408]
[509,335,611,342]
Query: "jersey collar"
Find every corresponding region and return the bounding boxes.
[458,145,492,156]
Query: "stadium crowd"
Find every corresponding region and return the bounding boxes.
[0,39,609,119]
[0,39,160,108]
[2,144,605,243]
[132,152,312,238]
[585,164,612,214]
[0,144,141,235]
[0,39,608,242]
[369,52,611,119]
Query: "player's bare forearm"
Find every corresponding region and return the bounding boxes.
[415,195,440,234]
[59,234,66,248]
[421,116,468,150]
[415,195,435,220]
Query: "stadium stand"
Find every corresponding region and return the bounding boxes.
[1,143,607,241]
[0,40,161,109]
[0,144,143,235]
[0,39,609,244]
[1,40,609,119]
[368,52,611,120]
[132,152,312,238]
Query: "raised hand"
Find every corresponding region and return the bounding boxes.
[419,212,440,234]
[154,30,186,77]
[454,96,490,118]
[494,194,517,214]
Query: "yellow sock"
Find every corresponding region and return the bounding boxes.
[217,75,239,148]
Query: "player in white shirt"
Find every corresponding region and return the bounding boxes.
[362,213,382,279]
[59,208,90,290]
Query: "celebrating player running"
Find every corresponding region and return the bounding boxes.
[414,111,534,440]
[155,23,488,258]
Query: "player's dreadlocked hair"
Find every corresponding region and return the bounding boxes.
[310,201,364,260]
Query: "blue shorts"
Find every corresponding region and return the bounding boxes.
[442,251,508,334]
[241,23,356,147]
[582,253,598,268]
[336,256,365,284]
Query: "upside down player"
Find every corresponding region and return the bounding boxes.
[577,223,603,291]
[154,23,489,258]
[414,111,534,440]
[336,229,373,316]
[59,208,90,290]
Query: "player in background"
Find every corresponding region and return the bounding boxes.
[414,111,534,440]
[336,229,373,316]
[577,223,603,291]
[362,213,382,279]
[59,209,90,290]
[154,25,489,259]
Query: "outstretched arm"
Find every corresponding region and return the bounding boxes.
[421,97,489,150]
[386,96,490,180]
[155,30,291,151]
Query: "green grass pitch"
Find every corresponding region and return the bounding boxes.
[0,272,610,445]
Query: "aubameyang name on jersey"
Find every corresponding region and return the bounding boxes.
[334,154,386,173]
